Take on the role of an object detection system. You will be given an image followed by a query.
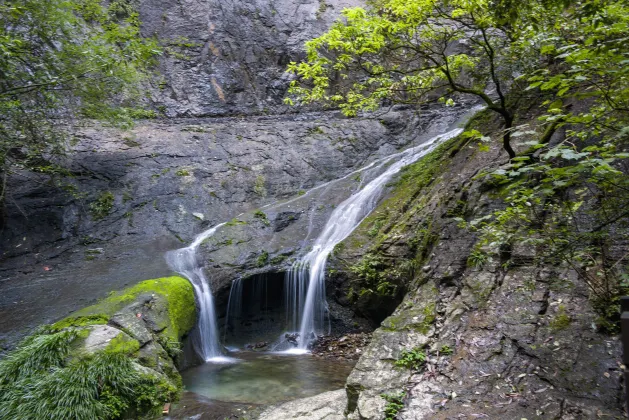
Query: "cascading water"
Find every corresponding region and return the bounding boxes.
[165,223,226,361]
[286,127,464,349]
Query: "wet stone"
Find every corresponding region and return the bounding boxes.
[109,311,153,346]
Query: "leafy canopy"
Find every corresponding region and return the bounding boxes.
[0,0,159,200]
[288,0,629,326]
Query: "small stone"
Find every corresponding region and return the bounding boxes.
[193,212,204,220]
[422,265,431,273]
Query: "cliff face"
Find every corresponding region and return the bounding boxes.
[0,107,436,348]
[139,0,363,117]
[2,0,394,348]
[322,111,624,419]
[0,2,624,419]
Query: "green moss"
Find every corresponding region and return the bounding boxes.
[66,276,195,342]
[340,131,466,269]
[307,125,325,135]
[90,191,115,220]
[254,175,267,197]
[225,218,247,226]
[550,305,571,331]
[253,209,270,226]
[270,254,287,265]
[175,169,190,176]
[51,314,109,331]
[332,241,345,256]
[381,302,436,334]
[105,334,140,356]
[257,251,269,267]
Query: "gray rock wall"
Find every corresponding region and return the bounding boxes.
[0,106,461,348]
[140,0,363,116]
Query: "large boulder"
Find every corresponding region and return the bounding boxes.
[0,276,196,419]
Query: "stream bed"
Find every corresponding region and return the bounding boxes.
[181,351,355,406]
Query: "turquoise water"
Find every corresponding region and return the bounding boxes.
[181,352,355,406]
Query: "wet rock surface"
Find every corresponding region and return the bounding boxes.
[0,105,468,349]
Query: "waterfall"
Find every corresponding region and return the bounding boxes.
[287,127,464,349]
[165,223,226,361]
[223,278,244,344]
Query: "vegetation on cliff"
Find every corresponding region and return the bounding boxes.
[288,0,629,327]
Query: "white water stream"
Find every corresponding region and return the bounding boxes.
[286,127,463,349]
[165,223,228,361]
[167,126,464,358]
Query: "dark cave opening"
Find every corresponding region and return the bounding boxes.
[220,272,288,347]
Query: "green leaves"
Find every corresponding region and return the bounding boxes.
[0,0,160,200]
[285,0,529,119]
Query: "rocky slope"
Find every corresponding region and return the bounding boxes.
[257,110,624,419]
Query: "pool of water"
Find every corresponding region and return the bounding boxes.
[181,351,355,406]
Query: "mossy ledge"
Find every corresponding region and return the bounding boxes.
[0,276,196,419]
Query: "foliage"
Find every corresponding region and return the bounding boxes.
[293,0,629,329]
[0,329,177,419]
[395,347,426,370]
[253,209,270,226]
[284,0,573,157]
[349,253,399,298]
[439,344,454,355]
[90,191,115,220]
[382,391,406,420]
[467,247,489,268]
[0,0,159,202]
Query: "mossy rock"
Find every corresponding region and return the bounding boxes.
[0,276,196,419]
[54,276,196,343]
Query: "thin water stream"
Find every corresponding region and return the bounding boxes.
[165,223,228,361]
[284,127,463,349]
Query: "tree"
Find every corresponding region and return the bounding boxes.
[463,0,629,328]
[285,0,564,159]
[0,0,159,204]
[287,0,629,327]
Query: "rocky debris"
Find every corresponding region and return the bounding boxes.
[245,341,269,351]
[310,333,372,361]
[284,332,300,346]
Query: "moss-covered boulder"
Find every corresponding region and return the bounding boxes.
[0,276,196,419]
